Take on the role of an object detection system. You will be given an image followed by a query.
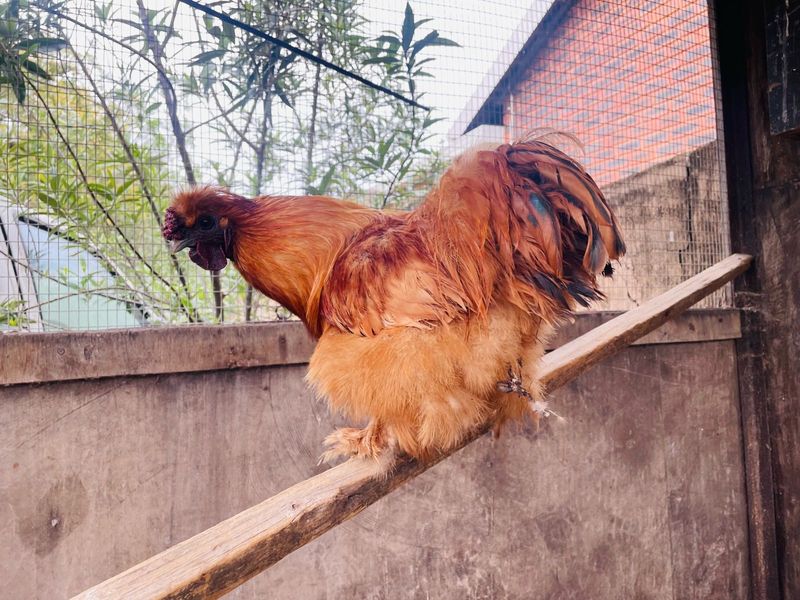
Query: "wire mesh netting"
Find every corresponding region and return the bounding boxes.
[0,0,730,332]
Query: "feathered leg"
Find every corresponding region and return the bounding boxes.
[492,330,562,436]
[497,367,562,421]
[319,419,396,466]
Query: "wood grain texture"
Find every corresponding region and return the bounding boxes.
[0,310,740,387]
[70,254,751,600]
[0,321,315,386]
[713,0,797,595]
[765,0,800,135]
[546,308,741,353]
[251,341,747,600]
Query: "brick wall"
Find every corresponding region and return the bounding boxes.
[505,0,717,188]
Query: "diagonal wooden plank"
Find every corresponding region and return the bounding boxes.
[73,253,752,600]
[540,253,752,389]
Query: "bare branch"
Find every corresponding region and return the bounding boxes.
[136,0,196,186]
[161,0,183,50]
[208,88,261,153]
[46,8,163,75]
[65,43,199,322]
[136,0,225,321]
[22,73,192,312]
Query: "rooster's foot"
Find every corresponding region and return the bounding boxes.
[496,368,533,401]
[319,421,394,466]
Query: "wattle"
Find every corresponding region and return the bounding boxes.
[189,242,228,271]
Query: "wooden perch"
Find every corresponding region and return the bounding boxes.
[73,253,752,600]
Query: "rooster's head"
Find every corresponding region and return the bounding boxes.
[163,186,249,271]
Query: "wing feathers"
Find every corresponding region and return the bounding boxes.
[321,139,625,334]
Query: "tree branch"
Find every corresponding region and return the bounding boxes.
[65,43,199,322]
[23,74,184,302]
[136,0,225,322]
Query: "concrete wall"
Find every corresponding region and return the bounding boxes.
[600,141,731,310]
[0,314,750,599]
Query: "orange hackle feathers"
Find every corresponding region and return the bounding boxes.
[165,138,624,465]
[169,186,378,336]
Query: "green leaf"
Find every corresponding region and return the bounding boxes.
[88,183,113,200]
[36,190,59,210]
[286,28,311,46]
[94,2,112,22]
[274,82,293,108]
[423,116,445,128]
[401,2,414,53]
[384,153,400,171]
[360,156,384,170]
[219,79,234,98]
[397,162,411,181]
[114,19,144,32]
[188,49,226,66]
[115,178,136,197]
[427,34,459,48]
[221,21,235,41]
[13,76,24,102]
[377,137,391,158]
[362,56,398,66]
[411,31,459,64]
[278,52,298,72]
[21,59,50,79]
[313,164,337,195]
[14,37,67,52]
[412,30,439,55]
[375,34,399,46]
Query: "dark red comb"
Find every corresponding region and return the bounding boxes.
[162,207,180,239]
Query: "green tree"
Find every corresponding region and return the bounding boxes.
[0,0,459,330]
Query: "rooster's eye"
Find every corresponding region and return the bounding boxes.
[197,215,216,231]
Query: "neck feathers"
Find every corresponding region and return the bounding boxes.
[231,195,378,336]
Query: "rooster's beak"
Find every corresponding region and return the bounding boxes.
[169,238,192,253]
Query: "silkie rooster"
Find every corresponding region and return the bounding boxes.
[163,137,625,466]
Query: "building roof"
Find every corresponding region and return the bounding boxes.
[451,0,576,136]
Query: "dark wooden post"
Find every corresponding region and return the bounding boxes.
[711,0,800,597]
